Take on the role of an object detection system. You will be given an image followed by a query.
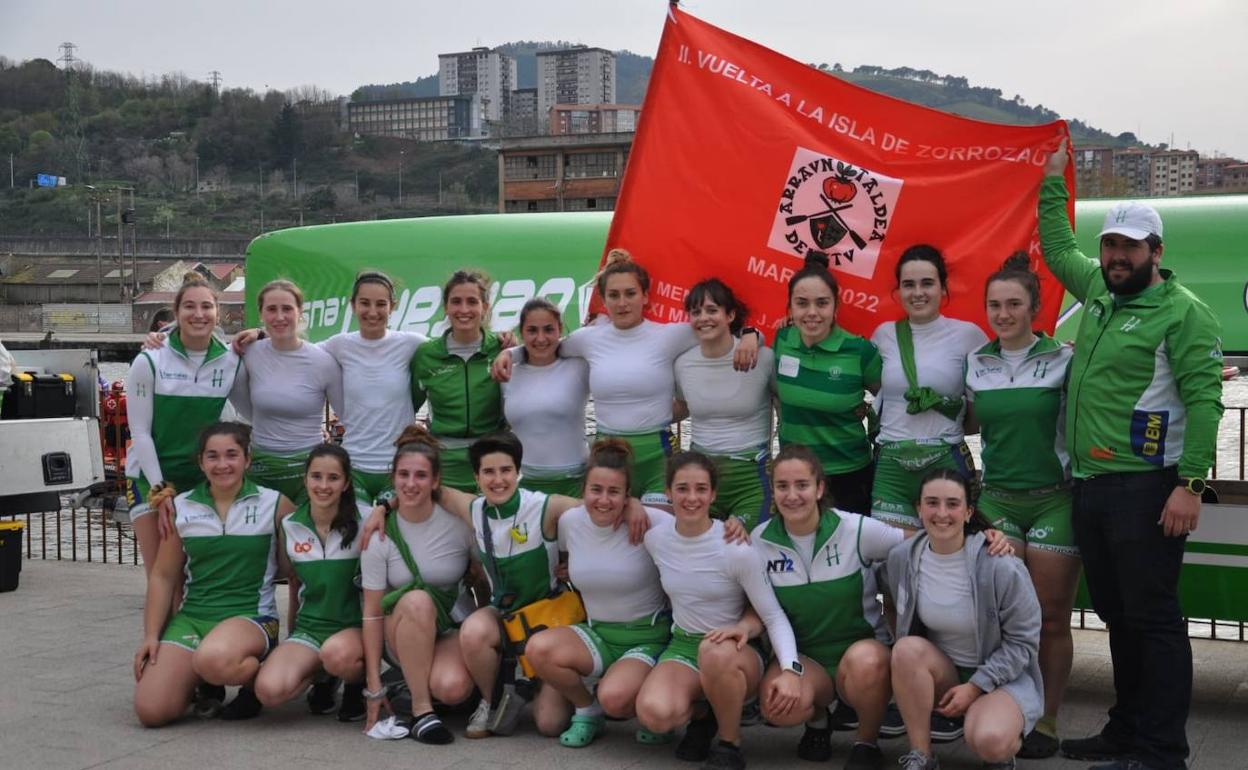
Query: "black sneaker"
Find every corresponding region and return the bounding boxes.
[410,711,455,745]
[220,686,263,721]
[193,683,226,719]
[1086,761,1153,770]
[702,740,746,770]
[1060,733,1132,761]
[307,677,338,715]
[843,742,885,770]
[929,713,964,743]
[1018,728,1059,759]
[676,710,719,762]
[338,682,366,722]
[797,712,832,762]
[878,703,906,739]
[830,699,860,731]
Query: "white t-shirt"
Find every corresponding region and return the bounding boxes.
[320,330,425,472]
[675,341,775,455]
[871,316,988,443]
[502,357,591,477]
[233,339,344,453]
[559,506,668,623]
[559,320,697,434]
[359,505,475,592]
[916,545,978,668]
[643,517,798,664]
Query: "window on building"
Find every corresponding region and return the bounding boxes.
[564,151,618,178]
[504,154,557,180]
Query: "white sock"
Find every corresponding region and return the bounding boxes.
[575,700,604,718]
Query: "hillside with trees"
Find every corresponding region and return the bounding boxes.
[2,47,1150,237]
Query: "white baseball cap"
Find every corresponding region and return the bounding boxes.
[1099,201,1163,240]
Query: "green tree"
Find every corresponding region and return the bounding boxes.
[268,103,304,168]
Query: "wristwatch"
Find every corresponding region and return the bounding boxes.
[782,660,805,677]
[1179,477,1207,497]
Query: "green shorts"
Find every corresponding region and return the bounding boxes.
[571,616,671,677]
[437,445,479,494]
[125,475,153,520]
[957,665,976,684]
[520,471,585,499]
[161,613,279,654]
[871,440,975,528]
[287,622,357,652]
[657,625,764,674]
[596,429,673,505]
[248,447,310,504]
[980,484,1078,557]
[350,468,392,504]
[702,448,771,531]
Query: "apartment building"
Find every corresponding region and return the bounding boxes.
[1149,150,1198,196]
[536,46,617,125]
[498,132,632,213]
[548,104,641,136]
[438,47,517,124]
[346,95,483,141]
[1073,146,1116,198]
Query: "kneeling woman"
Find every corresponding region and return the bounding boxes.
[752,445,902,769]
[133,422,294,727]
[253,445,369,722]
[360,426,478,744]
[636,452,800,770]
[885,469,1042,770]
[524,440,671,748]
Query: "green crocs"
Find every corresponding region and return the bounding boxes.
[560,714,606,748]
[635,726,675,745]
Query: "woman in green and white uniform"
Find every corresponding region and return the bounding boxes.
[360,426,479,744]
[524,439,672,749]
[252,444,369,722]
[870,246,988,530]
[502,299,591,498]
[773,253,882,515]
[127,278,244,573]
[230,281,344,503]
[410,270,506,493]
[965,253,1077,759]
[133,422,294,727]
[675,279,776,529]
[751,445,901,769]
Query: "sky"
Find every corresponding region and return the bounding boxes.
[3,0,1246,158]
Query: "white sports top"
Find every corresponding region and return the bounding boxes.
[233,339,344,453]
[559,320,697,434]
[916,545,978,667]
[502,357,591,477]
[644,517,798,663]
[320,330,426,472]
[871,316,987,443]
[675,341,775,455]
[359,505,475,592]
[559,506,668,623]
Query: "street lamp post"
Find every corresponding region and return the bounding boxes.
[399,148,404,206]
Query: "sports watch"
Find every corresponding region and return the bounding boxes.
[1179,477,1207,497]
[782,660,805,677]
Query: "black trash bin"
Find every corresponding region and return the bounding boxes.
[0,522,24,592]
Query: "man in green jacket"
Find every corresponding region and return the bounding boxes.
[1038,140,1223,770]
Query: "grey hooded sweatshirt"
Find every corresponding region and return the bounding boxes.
[883,531,1044,733]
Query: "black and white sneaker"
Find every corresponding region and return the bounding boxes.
[409,711,455,745]
[797,717,832,762]
[220,686,263,721]
[307,676,338,715]
[193,683,226,719]
[929,713,964,743]
[829,699,860,731]
[878,703,906,739]
[702,740,746,770]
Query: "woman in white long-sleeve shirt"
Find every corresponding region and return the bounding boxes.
[635,451,801,770]
[126,277,244,573]
[230,280,344,503]
[501,298,590,498]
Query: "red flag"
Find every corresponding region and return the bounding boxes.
[604,6,1076,339]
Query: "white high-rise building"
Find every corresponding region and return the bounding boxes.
[438,47,517,124]
[536,46,616,130]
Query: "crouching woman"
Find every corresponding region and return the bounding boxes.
[885,468,1042,770]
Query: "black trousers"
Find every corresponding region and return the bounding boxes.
[826,462,875,516]
[1072,468,1190,770]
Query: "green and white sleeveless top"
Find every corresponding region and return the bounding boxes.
[965,334,1073,490]
[472,488,558,609]
[282,502,369,639]
[753,510,901,667]
[126,334,242,490]
[174,480,280,621]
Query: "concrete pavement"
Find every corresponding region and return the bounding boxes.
[2,559,1246,769]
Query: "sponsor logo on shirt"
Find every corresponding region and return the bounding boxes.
[1119,316,1142,333]
[824,543,842,567]
[294,540,314,554]
[1130,409,1169,465]
[766,553,796,573]
[974,365,1003,378]
[159,369,190,382]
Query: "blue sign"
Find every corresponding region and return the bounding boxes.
[36,174,58,188]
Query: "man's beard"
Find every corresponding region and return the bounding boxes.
[1101,259,1154,296]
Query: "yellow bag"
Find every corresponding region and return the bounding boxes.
[500,588,586,678]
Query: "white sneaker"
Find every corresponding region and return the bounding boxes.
[465,699,492,739]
